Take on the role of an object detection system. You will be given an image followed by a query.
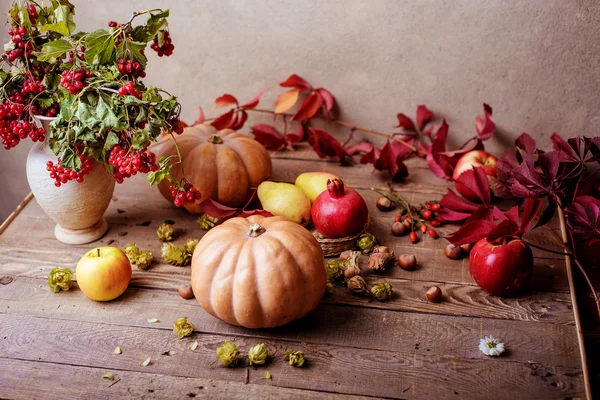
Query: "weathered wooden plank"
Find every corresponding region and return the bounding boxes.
[0,358,371,400]
[0,314,585,399]
[0,277,580,368]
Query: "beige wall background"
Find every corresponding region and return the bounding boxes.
[1,0,599,221]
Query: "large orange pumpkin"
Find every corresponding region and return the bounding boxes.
[191,215,326,328]
[156,124,272,212]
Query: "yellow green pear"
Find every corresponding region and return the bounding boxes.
[295,172,340,203]
[257,181,311,225]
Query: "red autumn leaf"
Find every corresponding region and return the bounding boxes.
[316,88,335,114]
[214,94,238,109]
[359,145,381,165]
[346,141,375,156]
[251,124,288,151]
[438,139,484,176]
[551,133,573,157]
[426,120,451,179]
[515,132,537,155]
[370,140,411,180]
[307,128,350,162]
[285,124,307,144]
[240,209,273,218]
[519,198,543,234]
[475,103,495,140]
[279,74,312,90]
[416,105,434,131]
[210,109,236,130]
[274,88,300,115]
[291,91,324,121]
[201,189,272,220]
[486,219,519,243]
[193,107,205,125]
[438,190,480,221]
[446,219,497,246]
[229,110,248,131]
[240,88,266,109]
[455,166,491,204]
[395,113,416,132]
[565,196,600,236]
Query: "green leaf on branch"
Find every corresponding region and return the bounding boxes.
[131,10,169,43]
[54,5,76,35]
[37,39,73,63]
[61,148,80,171]
[116,40,148,68]
[18,6,32,27]
[37,97,56,108]
[39,22,70,36]
[76,102,96,129]
[96,95,120,132]
[103,131,120,151]
[84,29,115,65]
[147,155,172,186]
[132,130,149,150]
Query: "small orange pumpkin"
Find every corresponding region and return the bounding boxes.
[156,124,272,212]
[191,215,326,328]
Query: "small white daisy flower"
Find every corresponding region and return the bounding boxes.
[479,336,505,356]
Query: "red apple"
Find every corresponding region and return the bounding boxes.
[76,246,132,301]
[469,238,533,296]
[452,150,497,202]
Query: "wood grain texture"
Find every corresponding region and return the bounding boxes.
[0,358,374,400]
[0,314,584,399]
[0,277,581,368]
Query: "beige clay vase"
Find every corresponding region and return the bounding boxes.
[26,117,115,244]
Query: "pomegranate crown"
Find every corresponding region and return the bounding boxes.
[327,178,345,198]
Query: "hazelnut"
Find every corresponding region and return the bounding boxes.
[426,286,442,303]
[373,245,390,254]
[178,284,194,299]
[339,250,353,261]
[460,242,474,254]
[368,252,394,271]
[397,254,416,271]
[391,221,407,236]
[376,196,395,212]
[444,244,464,260]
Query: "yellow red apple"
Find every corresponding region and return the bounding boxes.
[295,172,340,203]
[452,150,497,202]
[76,246,132,301]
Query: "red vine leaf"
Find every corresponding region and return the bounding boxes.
[454,166,492,204]
[210,109,236,130]
[446,219,496,246]
[201,189,272,220]
[307,128,350,162]
[346,141,375,156]
[395,113,416,132]
[437,190,480,221]
[213,94,238,109]
[285,124,307,144]
[416,105,434,131]
[251,124,288,151]
[279,74,312,90]
[515,132,537,156]
[240,88,266,109]
[274,88,300,115]
[316,88,335,115]
[475,103,495,140]
[370,140,411,180]
[425,120,451,179]
[193,107,205,125]
[291,91,324,121]
[229,110,248,131]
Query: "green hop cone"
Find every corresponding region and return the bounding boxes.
[47,267,73,293]
[325,259,348,282]
[357,233,378,254]
[248,343,269,366]
[197,213,220,230]
[157,223,174,242]
[325,280,335,295]
[161,243,191,266]
[216,341,240,367]
[184,238,199,255]
[370,280,393,301]
[173,317,194,339]
[284,350,305,367]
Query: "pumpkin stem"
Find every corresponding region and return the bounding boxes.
[247,223,266,237]
[208,134,223,144]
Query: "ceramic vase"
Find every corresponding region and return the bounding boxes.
[26,116,115,244]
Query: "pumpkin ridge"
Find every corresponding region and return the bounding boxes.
[194,230,232,317]
[248,235,266,328]
[210,238,246,324]
[231,237,257,327]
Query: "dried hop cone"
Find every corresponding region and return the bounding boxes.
[124,243,153,270]
[216,341,240,367]
[157,223,174,242]
[347,276,369,295]
[367,252,394,271]
[173,317,194,339]
[184,238,199,255]
[197,213,220,230]
[325,280,336,295]
[47,267,73,293]
[248,343,269,366]
[284,350,305,367]
[370,280,393,301]
[161,243,192,266]
[325,259,348,282]
[343,251,362,280]
[357,233,378,254]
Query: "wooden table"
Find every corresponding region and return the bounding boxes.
[0,147,589,399]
